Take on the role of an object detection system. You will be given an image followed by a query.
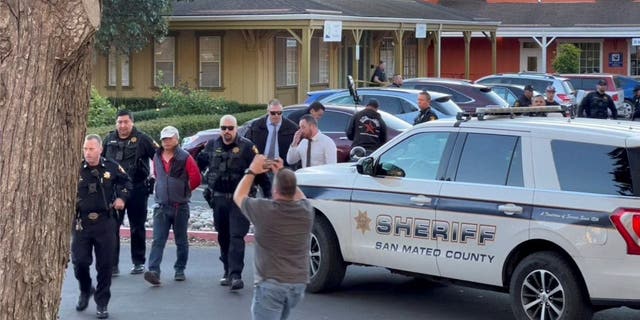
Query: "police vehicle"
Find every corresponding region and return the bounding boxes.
[296,106,640,320]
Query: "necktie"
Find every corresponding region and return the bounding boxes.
[267,123,277,159]
[305,138,312,167]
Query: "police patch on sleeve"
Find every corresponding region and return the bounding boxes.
[252,145,259,155]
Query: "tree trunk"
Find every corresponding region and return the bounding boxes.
[0,1,100,319]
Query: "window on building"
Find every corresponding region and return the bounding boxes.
[403,37,418,78]
[108,49,130,87]
[570,42,601,74]
[154,36,175,87]
[311,37,329,84]
[199,36,221,88]
[276,37,298,86]
[380,38,395,76]
[632,45,640,76]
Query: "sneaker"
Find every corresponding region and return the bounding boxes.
[219,272,230,286]
[96,305,109,319]
[174,271,186,281]
[111,266,119,277]
[143,271,161,286]
[130,264,145,274]
[230,278,244,290]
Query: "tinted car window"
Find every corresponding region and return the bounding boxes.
[431,96,462,116]
[552,140,633,196]
[318,110,351,132]
[410,84,473,103]
[326,94,356,105]
[362,95,406,114]
[378,132,452,180]
[455,133,523,186]
[492,87,518,105]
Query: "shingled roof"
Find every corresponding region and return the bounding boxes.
[438,0,640,27]
[172,0,492,23]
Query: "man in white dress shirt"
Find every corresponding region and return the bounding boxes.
[286,115,337,168]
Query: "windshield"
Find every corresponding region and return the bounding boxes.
[380,112,412,131]
[431,96,463,116]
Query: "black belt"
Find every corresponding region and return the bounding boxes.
[80,211,111,221]
[213,192,233,199]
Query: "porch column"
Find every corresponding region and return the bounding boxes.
[491,31,497,74]
[433,27,441,77]
[463,31,472,79]
[532,35,556,73]
[299,28,313,104]
[394,30,405,78]
[351,29,363,85]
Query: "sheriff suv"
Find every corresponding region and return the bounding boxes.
[297,107,640,320]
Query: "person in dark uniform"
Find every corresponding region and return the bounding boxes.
[288,101,325,125]
[514,85,534,107]
[102,110,158,276]
[544,85,559,105]
[631,85,640,121]
[73,134,132,319]
[414,91,438,125]
[390,74,403,88]
[370,61,387,86]
[244,99,298,167]
[346,99,387,154]
[578,79,617,119]
[198,115,272,291]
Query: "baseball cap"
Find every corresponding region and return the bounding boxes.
[597,79,607,86]
[545,85,556,92]
[366,99,379,109]
[524,85,534,92]
[160,126,179,139]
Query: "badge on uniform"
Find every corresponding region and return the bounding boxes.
[131,137,138,143]
[232,147,240,154]
[103,171,111,180]
[88,212,99,220]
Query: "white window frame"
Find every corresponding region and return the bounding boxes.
[557,39,603,74]
[276,37,298,87]
[199,36,222,88]
[108,48,130,87]
[154,36,176,87]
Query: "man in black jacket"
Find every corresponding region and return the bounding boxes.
[578,79,617,119]
[346,99,387,154]
[244,99,298,166]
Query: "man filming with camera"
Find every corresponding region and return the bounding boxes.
[197,114,271,291]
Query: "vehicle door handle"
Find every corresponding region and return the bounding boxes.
[498,203,523,216]
[339,136,349,140]
[410,195,432,206]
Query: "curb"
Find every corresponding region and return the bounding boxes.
[119,227,255,244]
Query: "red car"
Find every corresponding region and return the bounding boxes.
[181,104,411,162]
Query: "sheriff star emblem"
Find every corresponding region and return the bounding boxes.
[131,137,138,143]
[354,210,372,235]
[103,171,111,179]
[232,147,240,154]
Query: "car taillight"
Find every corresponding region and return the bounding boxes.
[612,94,619,102]
[556,93,572,104]
[611,208,640,255]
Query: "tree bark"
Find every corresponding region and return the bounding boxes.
[0,1,100,319]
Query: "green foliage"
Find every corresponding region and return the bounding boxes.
[95,0,172,55]
[108,97,157,112]
[88,87,117,127]
[88,110,266,143]
[552,44,581,73]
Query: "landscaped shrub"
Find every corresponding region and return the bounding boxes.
[108,97,157,112]
[88,87,117,127]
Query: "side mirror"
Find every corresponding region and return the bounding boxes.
[356,156,374,175]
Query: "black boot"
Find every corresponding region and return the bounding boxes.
[96,305,109,319]
[75,287,95,311]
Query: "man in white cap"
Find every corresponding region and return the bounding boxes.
[144,126,201,285]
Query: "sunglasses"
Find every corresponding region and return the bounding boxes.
[269,111,283,116]
[220,126,235,131]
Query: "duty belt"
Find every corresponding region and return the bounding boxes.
[81,211,109,221]
[213,192,233,199]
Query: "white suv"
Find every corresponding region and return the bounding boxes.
[297,107,640,320]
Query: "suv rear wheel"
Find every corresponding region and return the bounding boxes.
[622,99,634,119]
[509,251,592,320]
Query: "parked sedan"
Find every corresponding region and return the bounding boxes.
[489,84,542,106]
[401,77,508,112]
[309,87,463,123]
[181,104,411,162]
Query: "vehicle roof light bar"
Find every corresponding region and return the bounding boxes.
[456,106,567,121]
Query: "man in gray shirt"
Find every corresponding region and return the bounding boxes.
[233,155,313,320]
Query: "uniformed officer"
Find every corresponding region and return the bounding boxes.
[197,114,271,291]
[73,134,132,319]
[578,79,617,119]
[414,91,438,125]
[514,85,534,107]
[631,85,640,121]
[102,110,158,276]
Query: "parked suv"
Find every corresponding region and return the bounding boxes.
[401,78,508,113]
[475,73,576,107]
[561,74,628,119]
[296,106,640,320]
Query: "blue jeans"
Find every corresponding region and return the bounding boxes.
[147,203,190,274]
[251,279,306,320]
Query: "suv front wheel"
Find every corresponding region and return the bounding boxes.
[307,216,346,293]
[509,251,592,320]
